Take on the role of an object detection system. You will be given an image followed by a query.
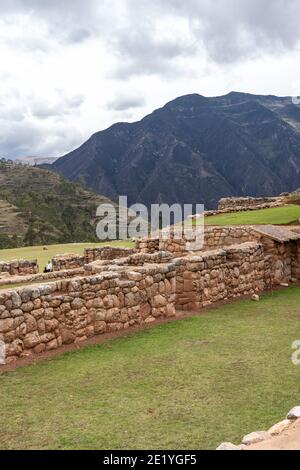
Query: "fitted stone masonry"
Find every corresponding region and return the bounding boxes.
[1,224,300,365]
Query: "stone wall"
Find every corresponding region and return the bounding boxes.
[175,242,266,311]
[85,251,172,273]
[201,226,254,250]
[52,247,136,271]
[2,225,300,365]
[0,259,38,277]
[0,267,85,288]
[135,238,160,254]
[84,246,135,263]
[251,235,297,286]
[218,196,282,212]
[52,254,85,271]
[136,227,254,256]
[0,264,176,363]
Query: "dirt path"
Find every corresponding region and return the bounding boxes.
[248,420,300,450]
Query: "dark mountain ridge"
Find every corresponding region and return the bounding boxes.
[53,92,300,209]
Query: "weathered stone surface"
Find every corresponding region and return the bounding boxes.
[0,318,14,333]
[268,419,291,436]
[94,321,106,334]
[61,329,76,345]
[251,294,260,302]
[242,431,270,446]
[152,294,167,308]
[145,316,156,324]
[216,442,245,451]
[287,407,300,420]
[23,331,40,349]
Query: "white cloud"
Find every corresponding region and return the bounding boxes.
[0,0,299,158]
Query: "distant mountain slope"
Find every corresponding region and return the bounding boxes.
[0,161,114,248]
[53,92,300,209]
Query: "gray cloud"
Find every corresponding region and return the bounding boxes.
[66,28,91,44]
[1,1,299,68]
[30,95,85,120]
[108,95,146,111]
[1,0,300,159]
[162,0,300,63]
[0,118,84,158]
[108,0,300,76]
[110,27,197,78]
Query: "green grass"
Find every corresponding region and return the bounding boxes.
[1,286,300,450]
[0,241,134,272]
[205,204,300,226]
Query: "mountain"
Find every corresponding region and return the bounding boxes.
[0,160,115,248]
[52,92,300,209]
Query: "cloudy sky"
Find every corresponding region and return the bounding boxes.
[0,0,300,158]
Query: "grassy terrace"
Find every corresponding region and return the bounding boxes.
[1,286,300,450]
[205,204,300,226]
[0,241,134,272]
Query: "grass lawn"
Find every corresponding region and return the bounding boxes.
[205,204,300,226]
[0,241,134,272]
[1,286,300,450]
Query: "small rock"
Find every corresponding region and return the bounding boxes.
[145,316,156,324]
[268,419,291,436]
[216,442,245,451]
[242,431,269,446]
[280,283,289,287]
[287,406,300,420]
[251,294,260,302]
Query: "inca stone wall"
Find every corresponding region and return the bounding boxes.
[0,264,176,363]
[136,227,254,256]
[52,254,85,271]
[175,243,266,311]
[135,238,160,254]
[251,235,296,286]
[85,251,172,274]
[0,259,38,277]
[84,246,135,263]
[201,226,254,250]
[0,267,85,288]
[218,196,282,212]
[1,225,300,365]
[53,246,136,271]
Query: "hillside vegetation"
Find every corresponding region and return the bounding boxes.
[0,161,115,248]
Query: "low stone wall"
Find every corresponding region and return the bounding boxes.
[135,239,159,254]
[52,254,85,271]
[84,246,135,263]
[85,251,173,274]
[136,227,255,256]
[251,234,297,286]
[2,225,300,365]
[217,196,282,212]
[0,259,38,277]
[0,267,85,288]
[0,264,176,363]
[202,226,254,250]
[52,247,136,271]
[175,242,266,311]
